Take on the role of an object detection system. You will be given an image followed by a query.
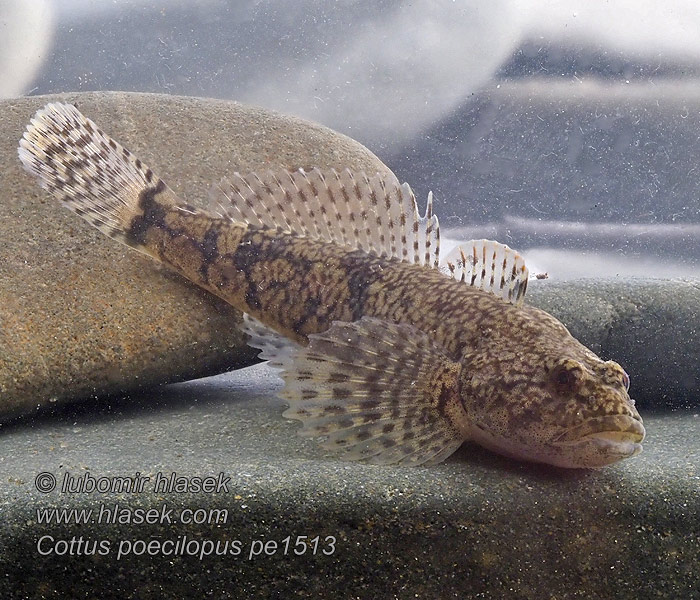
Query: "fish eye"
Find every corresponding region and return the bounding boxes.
[550,362,583,390]
[555,369,572,385]
[621,370,630,391]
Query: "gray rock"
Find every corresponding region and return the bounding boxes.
[0,92,393,420]
[527,277,700,410]
[392,80,700,248]
[1,365,697,599]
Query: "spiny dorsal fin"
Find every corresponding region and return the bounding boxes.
[279,317,470,466]
[440,239,529,305]
[210,168,440,268]
[212,169,530,304]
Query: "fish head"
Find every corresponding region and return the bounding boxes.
[462,315,645,468]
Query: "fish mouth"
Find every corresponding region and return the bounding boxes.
[554,415,645,457]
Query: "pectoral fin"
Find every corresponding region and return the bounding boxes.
[279,317,470,466]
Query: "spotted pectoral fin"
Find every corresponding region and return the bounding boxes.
[209,168,440,268]
[440,239,529,305]
[241,313,300,369]
[278,317,470,466]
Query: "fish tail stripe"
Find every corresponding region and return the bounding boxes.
[305,169,336,242]
[480,244,487,283]
[433,215,441,270]
[279,171,308,236]
[365,174,381,251]
[374,175,389,252]
[422,192,432,266]
[388,184,400,258]
[338,169,357,247]
[284,171,319,237]
[412,202,420,264]
[275,171,307,237]
[500,257,508,293]
[18,103,181,251]
[248,173,278,228]
[259,171,298,233]
[247,173,280,230]
[355,172,373,253]
[229,173,263,225]
[347,169,371,253]
[326,169,347,246]
[352,172,367,253]
[276,172,305,234]
[466,248,475,285]
[360,173,374,253]
[397,184,409,260]
[399,183,413,260]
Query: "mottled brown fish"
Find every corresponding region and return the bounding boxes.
[18,103,645,468]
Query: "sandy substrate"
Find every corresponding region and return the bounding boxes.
[1,365,697,599]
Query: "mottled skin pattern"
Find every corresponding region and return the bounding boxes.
[130,186,644,467]
[18,103,644,467]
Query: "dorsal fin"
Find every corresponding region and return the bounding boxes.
[209,168,440,268]
[440,239,529,305]
[210,168,529,305]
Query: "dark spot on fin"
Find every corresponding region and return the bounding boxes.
[211,168,441,268]
[128,179,168,245]
[440,239,529,305]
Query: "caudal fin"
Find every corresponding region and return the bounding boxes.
[18,102,181,249]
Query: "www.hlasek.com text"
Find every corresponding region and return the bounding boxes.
[36,502,227,526]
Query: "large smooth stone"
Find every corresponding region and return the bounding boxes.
[0,92,393,420]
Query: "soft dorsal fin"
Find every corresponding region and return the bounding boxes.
[440,239,529,305]
[209,168,440,268]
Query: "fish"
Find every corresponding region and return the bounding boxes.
[18,103,645,468]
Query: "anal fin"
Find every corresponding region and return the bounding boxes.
[279,317,470,466]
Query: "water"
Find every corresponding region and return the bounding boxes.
[7,1,700,285]
[2,2,699,598]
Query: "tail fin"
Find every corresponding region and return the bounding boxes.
[18,103,181,249]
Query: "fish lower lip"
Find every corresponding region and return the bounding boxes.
[555,429,644,459]
[555,415,645,444]
[581,432,644,458]
[582,430,639,442]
